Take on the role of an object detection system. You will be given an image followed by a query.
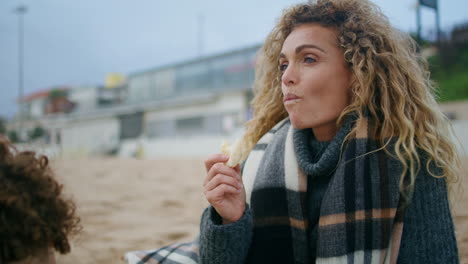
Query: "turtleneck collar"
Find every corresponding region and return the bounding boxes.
[293,114,356,178]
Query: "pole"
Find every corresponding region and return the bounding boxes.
[435,0,441,45]
[198,14,204,56]
[416,1,421,42]
[14,5,27,141]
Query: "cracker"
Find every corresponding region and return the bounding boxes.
[220,139,245,167]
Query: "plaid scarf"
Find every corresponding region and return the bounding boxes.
[124,116,406,264]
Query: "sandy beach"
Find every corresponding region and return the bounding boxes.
[51,157,468,263]
[53,158,209,263]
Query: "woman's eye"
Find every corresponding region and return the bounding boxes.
[304,57,316,63]
[279,63,288,72]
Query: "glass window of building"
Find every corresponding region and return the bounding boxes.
[175,116,204,135]
[128,75,153,104]
[211,49,257,91]
[175,61,212,93]
[154,68,176,99]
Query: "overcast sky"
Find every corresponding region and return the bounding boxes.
[1,0,467,118]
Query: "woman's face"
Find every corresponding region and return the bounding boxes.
[279,23,352,140]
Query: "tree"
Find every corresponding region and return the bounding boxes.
[28,126,45,140]
[7,131,19,143]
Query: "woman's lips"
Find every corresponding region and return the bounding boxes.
[283,93,302,105]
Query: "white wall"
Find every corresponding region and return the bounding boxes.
[118,128,244,158]
[452,120,468,156]
[117,92,248,158]
[145,91,246,121]
[29,98,46,118]
[69,86,98,112]
[144,92,247,129]
[60,116,119,156]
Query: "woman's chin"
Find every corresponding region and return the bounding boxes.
[289,117,309,130]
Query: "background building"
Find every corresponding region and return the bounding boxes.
[8,44,260,158]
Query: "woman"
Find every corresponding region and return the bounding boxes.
[201,0,460,263]
[0,137,81,263]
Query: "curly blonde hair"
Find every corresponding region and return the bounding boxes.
[240,0,461,194]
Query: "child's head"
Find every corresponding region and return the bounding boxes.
[0,137,81,263]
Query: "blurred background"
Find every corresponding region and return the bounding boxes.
[1,0,467,263]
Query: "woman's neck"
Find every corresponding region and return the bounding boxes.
[311,122,338,142]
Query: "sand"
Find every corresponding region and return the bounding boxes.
[52,157,468,263]
[53,158,209,263]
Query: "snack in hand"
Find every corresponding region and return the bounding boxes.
[220,139,244,168]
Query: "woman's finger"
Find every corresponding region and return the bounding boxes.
[203,162,240,186]
[205,184,241,202]
[204,174,242,193]
[233,164,241,174]
[204,154,229,172]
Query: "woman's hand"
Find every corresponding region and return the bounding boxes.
[203,154,246,224]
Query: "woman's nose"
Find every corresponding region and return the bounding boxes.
[281,65,297,86]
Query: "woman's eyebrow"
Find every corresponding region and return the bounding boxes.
[279,44,326,59]
[295,44,325,54]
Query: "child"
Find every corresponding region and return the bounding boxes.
[0,137,81,263]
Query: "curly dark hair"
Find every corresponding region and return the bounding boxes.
[0,137,81,262]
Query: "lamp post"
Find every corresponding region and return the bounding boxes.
[14,4,27,141]
[417,0,440,44]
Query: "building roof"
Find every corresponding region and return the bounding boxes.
[19,86,70,103]
[128,43,261,78]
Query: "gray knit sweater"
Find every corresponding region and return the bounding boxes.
[199,124,459,263]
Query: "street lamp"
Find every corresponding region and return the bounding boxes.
[14,4,27,141]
